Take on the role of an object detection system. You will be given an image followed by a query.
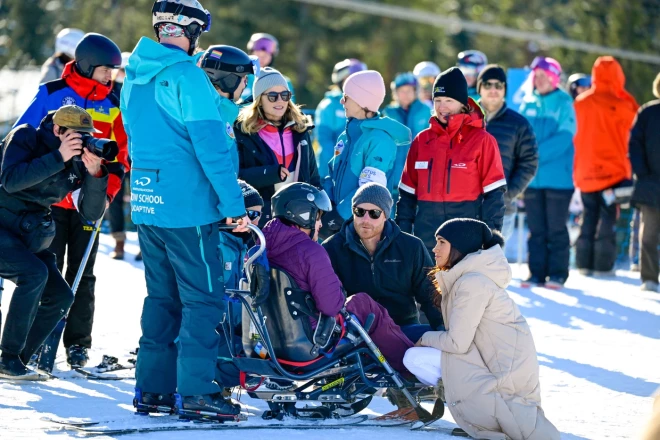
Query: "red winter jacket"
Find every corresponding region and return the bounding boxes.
[53,62,129,210]
[395,98,506,250]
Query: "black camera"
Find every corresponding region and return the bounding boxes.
[80,134,119,161]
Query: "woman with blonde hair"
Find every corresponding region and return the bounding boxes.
[404,218,560,440]
[235,67,320,227]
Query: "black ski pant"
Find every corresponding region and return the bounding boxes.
[576,191,618,271]
[0,227,74,361]
[109,176,128,241]
[524,188,573,281]
[48,206,100,349]
[640,205,660,284]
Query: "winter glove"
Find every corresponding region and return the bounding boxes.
[318,208,344,241]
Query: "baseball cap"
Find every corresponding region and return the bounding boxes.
[52,105,101,133]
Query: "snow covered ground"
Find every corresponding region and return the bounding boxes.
[1,231,659,439]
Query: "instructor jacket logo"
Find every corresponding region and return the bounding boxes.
[134,177,151,187]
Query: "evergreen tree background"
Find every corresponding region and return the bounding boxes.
[0,0,659,106]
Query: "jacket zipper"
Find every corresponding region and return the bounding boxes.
[278,126,287,168]
[358,240,377,285]
[132,167,160,182]
[446,159,452,194]
[427,158,434,193]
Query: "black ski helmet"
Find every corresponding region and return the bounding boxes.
[271,183,332,231]
[200,45,254,100]
[74,33,122,79]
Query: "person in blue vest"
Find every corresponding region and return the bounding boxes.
[320,70,411,240]
[314,58,367,179]
[120,0,250,420]
[239,33,295,104]
[518,56,576,289]
[457,50,488,102]
[199,44,255,173]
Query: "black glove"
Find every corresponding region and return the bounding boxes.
[319,208,344,241]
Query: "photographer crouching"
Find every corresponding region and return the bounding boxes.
[0,105,108,379]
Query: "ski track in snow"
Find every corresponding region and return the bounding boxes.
[1,231,658,439]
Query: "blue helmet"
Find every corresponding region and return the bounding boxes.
[567,73,592,99]
[391,72,418,91]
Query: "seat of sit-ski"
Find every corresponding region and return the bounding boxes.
[242,265,325,363]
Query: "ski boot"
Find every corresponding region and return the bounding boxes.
[0,353,48,381]
[133,388,176,414]
[176,392,243,422]
[66,345,89,368]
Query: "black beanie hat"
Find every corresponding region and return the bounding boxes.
[477,64,507,93]
[433,67,468,106]
[435,218,504,256]
[239,179,264,208]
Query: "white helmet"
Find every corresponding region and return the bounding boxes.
[413,61,441,79]
[55,28,85,58]
[152,0,211,55]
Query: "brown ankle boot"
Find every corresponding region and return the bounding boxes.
[110,240,125,260]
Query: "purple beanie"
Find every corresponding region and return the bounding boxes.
[343,70,386,113]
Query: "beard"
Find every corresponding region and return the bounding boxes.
[356,222,383,241]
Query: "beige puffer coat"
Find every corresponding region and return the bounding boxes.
[419,245,560,440]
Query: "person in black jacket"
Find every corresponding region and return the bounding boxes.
[477,64,538,242]
[629,73,660,292]
[235,68,320,227]
[0,106,108,379]
[323,183,443,339]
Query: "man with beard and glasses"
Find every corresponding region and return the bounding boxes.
[322,183,443,419]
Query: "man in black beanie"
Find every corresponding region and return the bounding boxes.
[478,64,538,242]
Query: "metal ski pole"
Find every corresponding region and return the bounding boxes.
[37,218,103,372]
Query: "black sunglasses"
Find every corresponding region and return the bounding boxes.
[483,81,505,90]
[262,91,291,102]
[352,207,383,220]
[247,210,261,221]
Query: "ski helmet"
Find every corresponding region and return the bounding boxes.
[457,50,488,77]
[332,58,367,85]
[391,72,418,91]
[567,73,592,99]
[74,33,122,79]
[55,28,85,59]
[271,183,332,231]
[152,0,211,56]
[200,45,254,100]
[413,61,441,79]
[247,33,279,56]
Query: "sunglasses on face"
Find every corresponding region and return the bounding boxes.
[262,91,291,102]
[483,81,504,90]
[247,210,261,221]
[353,207,383,219]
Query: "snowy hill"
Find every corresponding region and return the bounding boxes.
[0,231,658,439]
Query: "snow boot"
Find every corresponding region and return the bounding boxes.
[545,277,566,290]
[66,345,89,368]
[133,388,176,414]
[641,281,659,292]
[0,353,48,380]
[110,240,125,260]
[176,392,241,422]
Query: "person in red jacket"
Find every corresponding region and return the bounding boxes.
[573,56,639,276]
[13,33,129,368]
[396,67,506,253]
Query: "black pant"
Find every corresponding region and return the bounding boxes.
[0,227,74,360]
[640,205,660,283]
[524,188,573,281]
[109,175,128,239]
[48,206,100,349]
[576,191,618,271]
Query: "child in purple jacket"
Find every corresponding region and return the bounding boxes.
[263,183,413,373]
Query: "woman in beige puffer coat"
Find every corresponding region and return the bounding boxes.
[404,218,560,440]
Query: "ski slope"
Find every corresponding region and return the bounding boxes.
[1,231,658,439]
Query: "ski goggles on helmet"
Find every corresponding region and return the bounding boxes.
[530,56,561,77]
[250,38,278,55]
[458,64,479,77]
[262,91,291,102]
[352,207,383,220]
[573,76,591,88]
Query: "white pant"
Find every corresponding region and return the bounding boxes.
[403,347,442,386]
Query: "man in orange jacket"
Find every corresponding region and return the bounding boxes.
[573,56,639,275]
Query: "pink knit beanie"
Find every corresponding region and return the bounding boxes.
[343,70,386,113]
